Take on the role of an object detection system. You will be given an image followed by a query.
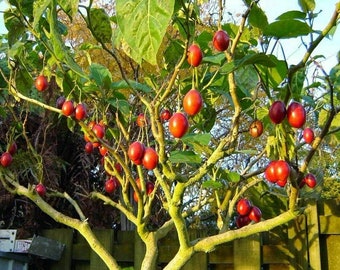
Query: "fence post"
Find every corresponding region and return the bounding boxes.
[306,201,321,270]
[233,233,261,270]
[288,214,308,270]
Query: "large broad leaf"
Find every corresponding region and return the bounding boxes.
[264,20,312,38]
[276,10,306,20]
[116,0,175,65]
[248,4,268,30]
[182,133,212,155]
[4,11,25,46]
[8,0,34,17]
[110,80,152,93]
[107,99,131,115]
[202,180,223,189]
[32,0,51,30]
[256,55,288,90]
[89,63,112,89]
[238,53,277,67]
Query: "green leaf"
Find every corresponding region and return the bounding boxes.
[248,4,268,30]
[169,151,202,164]
[256,55,287,90]
[182,133,211,146]
[107,99,131,115]
[264,20,312,38]
[15,67,33,96]
[237,53,277,67]
[47,4,87,79]
[110,80,152,93]
[203,53,226,65]
[226,172,241,182]
[276,10,306,20]
[67,117,76,132]
[89,63,112,89]
[58,0,78,19]
[202,180,223,189]
[298,0,315,12]
[116,0,175,65]
[220,61,236,74]
[4,11,25,46]
[291,69,306,100]
[33,0,51,30]
[89,8,112,43]
[182,133,212,155]
[9,0,34,17]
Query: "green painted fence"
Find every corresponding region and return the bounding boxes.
[39,199,340,270]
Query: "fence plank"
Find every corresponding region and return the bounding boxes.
[35,200,340,270]
[42,229,73,270]
[209,244,233,264]
[233,233,261,270]
[287,215,308,270]
[321,235,340,270]
[90,229,114,270]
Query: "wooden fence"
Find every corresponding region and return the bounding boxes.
[39,199,340,270]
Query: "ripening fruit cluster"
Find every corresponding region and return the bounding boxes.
[269,100,315,145]
[166,30,230,139]
[133,178,155,202]
[128,141,159,170]
[1,142,17,168]
[264,160,317,189]
[235,198,262,228]
[265,100,318,188]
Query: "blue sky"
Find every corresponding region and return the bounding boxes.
[0,0,338,71]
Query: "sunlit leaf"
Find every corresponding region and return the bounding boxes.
[110,80,152,93]
[202,180,223,189]
[107,99,130,115]
[33,0,51,30]
[227,172,241,182]
[291,69,306,100]
[256,55,287,90]
[276,10,306,20]
[116,0,175,65]
[89,63,112,89]
[182,133,211,146]
[248,4,268,30]
[169,151,202,164]
[264,20,312,38]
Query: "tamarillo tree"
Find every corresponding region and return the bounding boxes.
[0,0,340,269]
